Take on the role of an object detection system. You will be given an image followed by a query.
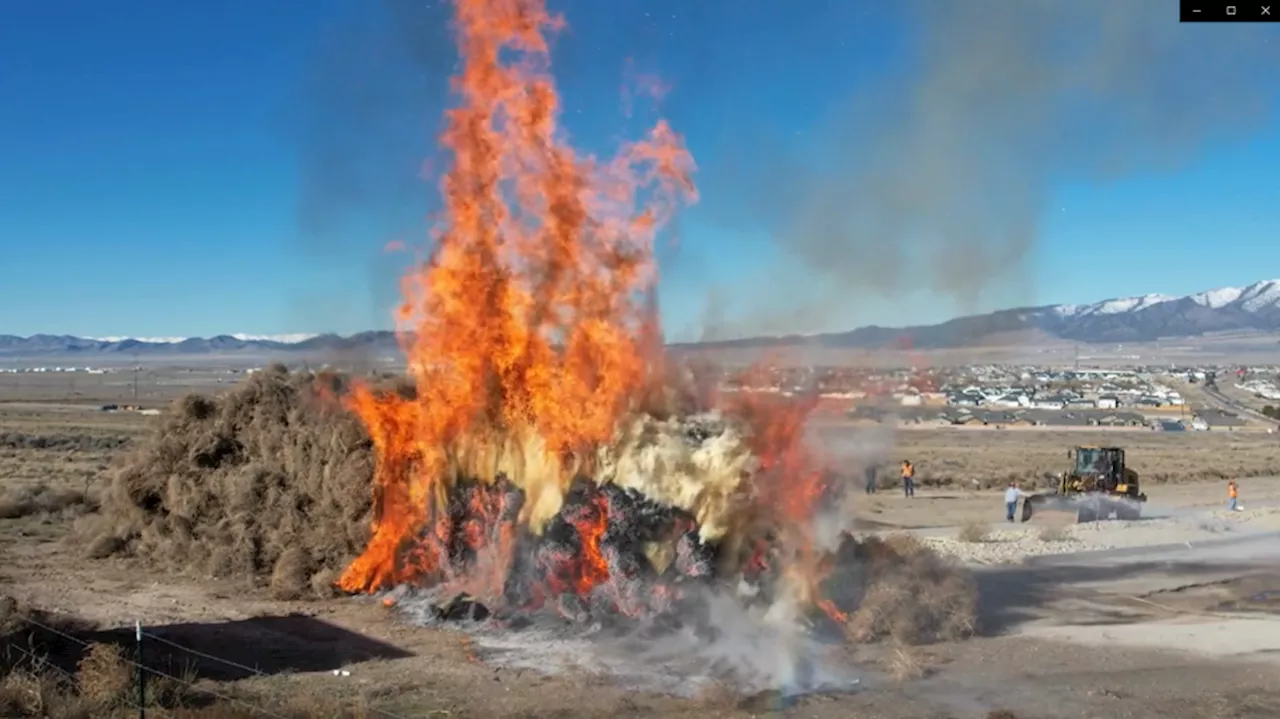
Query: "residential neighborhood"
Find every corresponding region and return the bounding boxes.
[720,363,1276,432]
[3,359,1275,432]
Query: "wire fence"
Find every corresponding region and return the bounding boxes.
[5,613,413,719]
[4,639,162,717]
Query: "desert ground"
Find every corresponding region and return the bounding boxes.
[3,369,1280,718]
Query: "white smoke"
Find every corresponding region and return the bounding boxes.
[808,422,898,551]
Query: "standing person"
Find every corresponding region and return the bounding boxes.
[1004,481,1025,522]
[901,460,915,498]
[1228,479,1240,511]
[864,464,878,495]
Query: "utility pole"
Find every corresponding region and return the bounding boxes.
[132,352,139,402]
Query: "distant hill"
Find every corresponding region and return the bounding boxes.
[5,278,1280,358]
[681,278,1280,351]
[0,332,399,359]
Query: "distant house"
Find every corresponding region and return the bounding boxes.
[1032,394,1070,410]
[1097,395,1120,410]
[1067,398,1097,409]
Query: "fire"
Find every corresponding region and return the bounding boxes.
[335,0,851,639]
[337,0,695,595]
[563,495,610,595]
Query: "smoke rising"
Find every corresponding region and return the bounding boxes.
[699,0,1280,339]
[285,1,453,336]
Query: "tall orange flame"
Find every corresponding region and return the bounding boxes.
[338,0,696,595]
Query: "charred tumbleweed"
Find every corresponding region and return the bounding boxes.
[349,408,974,660]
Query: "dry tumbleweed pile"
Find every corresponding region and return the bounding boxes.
[76,365,376,599]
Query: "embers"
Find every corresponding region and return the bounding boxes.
[413,477,523,584]
[428,477,724,624]
[674,528,715,578]
[446,478,523,558]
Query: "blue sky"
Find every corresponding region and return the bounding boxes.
[2,1,1278,340]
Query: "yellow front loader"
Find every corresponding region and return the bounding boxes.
[1022,446,1147,523]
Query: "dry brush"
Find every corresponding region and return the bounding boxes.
[887,429,1280,489]
[74,365,375,599]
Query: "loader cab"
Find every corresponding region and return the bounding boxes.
[1067,446,1125,492]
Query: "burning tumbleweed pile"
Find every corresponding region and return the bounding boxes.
[78,367,976,692]
[78,0,977,695]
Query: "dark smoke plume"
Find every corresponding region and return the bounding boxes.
[697,0,1279,340]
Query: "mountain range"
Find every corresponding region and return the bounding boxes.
[4,279,1280,358]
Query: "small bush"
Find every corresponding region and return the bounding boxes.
[957,521,990,543]
[0,432,129,453]
[885,642,926,681]
[76,643,132,709]
[832,534,977,645]
[0,484,95,520]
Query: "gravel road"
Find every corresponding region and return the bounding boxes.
[903,504,1280,565]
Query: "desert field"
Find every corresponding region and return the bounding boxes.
[3,369,1280,718]
[871,426,1279,488]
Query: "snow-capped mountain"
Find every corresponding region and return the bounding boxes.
[1035,279,1280,343]
[1055,280,1280,319]
[0,331,399,358]
[86,333,321,345]
[687,278,1280,350]
[5,279,1280,357]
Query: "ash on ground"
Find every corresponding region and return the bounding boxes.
[394,586,860,699]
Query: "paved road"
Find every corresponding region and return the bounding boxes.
[1201,383,1278,426]
[1024,528,1280,568]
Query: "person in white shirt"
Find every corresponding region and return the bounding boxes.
[1004,482,1025,522]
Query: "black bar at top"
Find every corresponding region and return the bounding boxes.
[1181,0,1279,21]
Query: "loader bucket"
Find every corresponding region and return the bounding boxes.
[1020,494,1042,522]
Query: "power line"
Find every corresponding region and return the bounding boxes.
[138,630,266,679]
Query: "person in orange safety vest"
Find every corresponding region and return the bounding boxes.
[1228,479,1240,512]
[901,460,915,498]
